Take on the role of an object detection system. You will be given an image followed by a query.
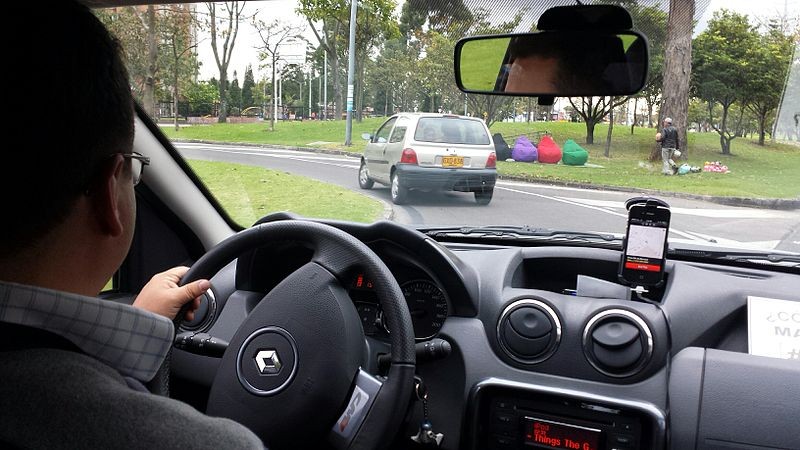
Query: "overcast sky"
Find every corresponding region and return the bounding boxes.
[196,0,799,83]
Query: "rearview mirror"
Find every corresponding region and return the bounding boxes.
[454,31,648,97]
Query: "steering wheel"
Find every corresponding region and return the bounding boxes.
[175,220,416,450]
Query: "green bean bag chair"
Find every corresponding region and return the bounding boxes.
[562,139,589,166]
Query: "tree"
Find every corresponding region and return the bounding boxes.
[568,96,629,145]
[184,80,219,116]
[132,6,159,118]
[242,65,255,108]
[253,18,305,131]
[160,4,198,131]
[206,1,245,123]
[653,0,694,160]
[298,0,397,121]
[229,71,242,114]
[96,7,155,112]
[629,5,668,130]
[692,10,759,155]
[743,25,794,145]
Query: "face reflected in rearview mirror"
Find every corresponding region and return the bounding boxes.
[455,31,648,97]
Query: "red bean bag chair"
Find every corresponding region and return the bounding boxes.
[536,135,562,164]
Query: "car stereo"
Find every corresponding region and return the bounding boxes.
[479,391,649,450]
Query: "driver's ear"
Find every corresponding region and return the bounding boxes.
[89,154,126,238]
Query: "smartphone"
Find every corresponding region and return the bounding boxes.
[619,202,670,286]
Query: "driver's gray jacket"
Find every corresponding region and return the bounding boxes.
[0,281,263,449]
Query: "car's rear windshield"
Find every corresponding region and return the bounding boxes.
[414,117,490,145]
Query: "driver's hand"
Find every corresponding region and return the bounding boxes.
[133,266,210,322]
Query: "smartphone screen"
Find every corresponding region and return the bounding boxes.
[620,204,670,286]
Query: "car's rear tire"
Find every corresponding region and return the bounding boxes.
[358,160,374,189]
[390,172,409,205]
[475,189,493,205]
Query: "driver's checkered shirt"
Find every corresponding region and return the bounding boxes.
[0,281,173,382]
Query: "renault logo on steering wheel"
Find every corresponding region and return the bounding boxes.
[255,349,282,375]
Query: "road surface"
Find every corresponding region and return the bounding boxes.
[175,142,800,253]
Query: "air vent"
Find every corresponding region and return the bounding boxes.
[497,299,561,364]
[583,309,653,377]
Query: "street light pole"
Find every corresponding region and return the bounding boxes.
[344,0,357,145]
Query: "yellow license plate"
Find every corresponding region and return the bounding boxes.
[442,156,464,168]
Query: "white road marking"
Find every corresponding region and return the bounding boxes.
[555,197,799,219]
[495,186,701,241]
[177,145,360,169]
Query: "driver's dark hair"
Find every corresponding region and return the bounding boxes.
[1,0,134,257]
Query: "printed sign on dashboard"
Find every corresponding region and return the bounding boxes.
[747,296,800,360]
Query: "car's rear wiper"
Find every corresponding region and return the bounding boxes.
[420,225,620,242]
[670,248,800,267]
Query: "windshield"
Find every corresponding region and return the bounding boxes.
[414,117,491,145]
[98,0,800,257]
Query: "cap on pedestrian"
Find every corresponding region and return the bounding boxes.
[664,117,673,124]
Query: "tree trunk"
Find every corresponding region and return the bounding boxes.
[331,52,342,120]
[586,119,596,145]
[721,135,731,155]
[631,97,638,135]
[143,5,158,118]
[605,107,614,157]
[658,0,694,156]
[218,71,228,123]
[173,72,179,132]
[758,111,767,146]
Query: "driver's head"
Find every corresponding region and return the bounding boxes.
[1,0,136,294]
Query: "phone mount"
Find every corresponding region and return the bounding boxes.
[624,196,670,211]
[618,197,671,290]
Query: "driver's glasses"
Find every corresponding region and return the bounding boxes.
[123,152,150,186]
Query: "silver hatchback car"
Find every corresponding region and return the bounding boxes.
[359,113,497,205]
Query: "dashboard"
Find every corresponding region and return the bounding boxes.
[171,218,800,450]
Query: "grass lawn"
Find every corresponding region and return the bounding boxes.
[165,119,800,199]
[187,159,384,227]
[492,121,800,199]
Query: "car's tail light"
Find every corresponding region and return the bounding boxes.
[400,148,418,165]
[486,152,497,168]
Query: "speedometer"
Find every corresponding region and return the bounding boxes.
[400,279,448,340]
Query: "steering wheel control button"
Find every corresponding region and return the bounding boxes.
[254,349,282,375]
[236,327,298,396]
[508,307,552,338]
[496,299,562,364]
[329,370,383,449]
[583,309,654,378]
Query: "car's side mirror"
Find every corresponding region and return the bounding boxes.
[454,30,648,97]
[361,132,372,141]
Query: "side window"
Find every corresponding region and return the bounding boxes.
[375,118,397,143]
[389,126,406,143]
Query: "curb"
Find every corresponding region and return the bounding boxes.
[173,138,362,159]
[172,139,799,211]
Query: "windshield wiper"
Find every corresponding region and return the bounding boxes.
[671,248,800,267]
[420,225,620,242]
